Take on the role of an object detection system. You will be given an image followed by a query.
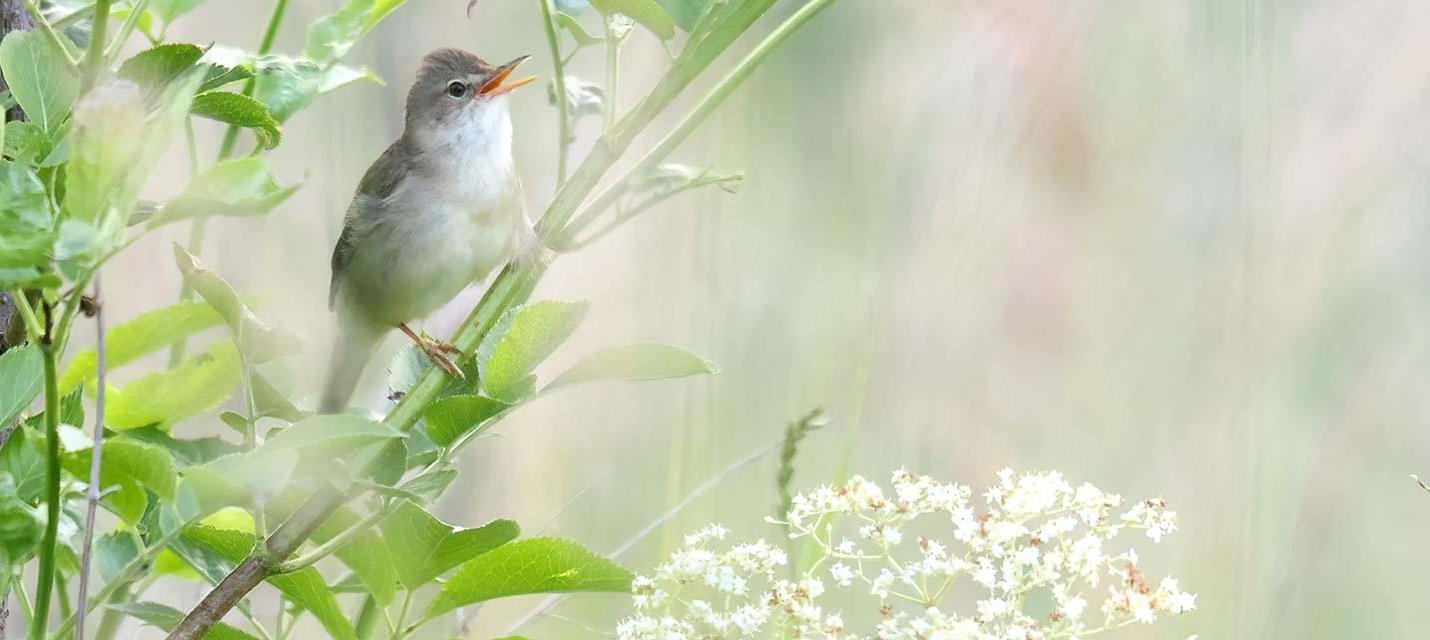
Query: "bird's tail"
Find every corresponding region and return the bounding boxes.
[319,325,381,414]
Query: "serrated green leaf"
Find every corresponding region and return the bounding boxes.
[173,244,300,361]
[59,300,225,392]
[477,301,588,403]
[590,0,676,39]
[545,343,718,392]
[395,468,455,503]
[0,345,42,426]
[378,501,518,589]
[110,601,260,640]
[189,91,281,149]
[61,438,178,523]
[304,0,410,64]
[104,340,241,430]
[257,413,402,458]
[120,425,240,467]
[0,30,79,133]
[428,537,632,615]
[175,519,356,640]
[423,394,509,448]
[153,156,297,226]
[254,56,378,123]
[116,43,205,95]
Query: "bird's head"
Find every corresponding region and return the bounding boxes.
[403,48,536,143]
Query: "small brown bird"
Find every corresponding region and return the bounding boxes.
[320,49,538,413]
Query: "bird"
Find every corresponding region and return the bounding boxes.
[320,48,539,413]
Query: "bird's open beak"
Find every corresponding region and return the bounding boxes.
[479,55,537,97]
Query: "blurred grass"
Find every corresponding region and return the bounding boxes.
[72,0,1430,637]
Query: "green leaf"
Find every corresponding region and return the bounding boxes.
[590,0,676,39]
[173,243,299,361]
[556,12,604,48]
[258,414,402,458]
[254,56,378,123]
[0,160,49,228]
[188,91,282,149]
[378,501,518,589]
[62,79,146,245]
[304,0,410,64]
[545,343,718,392]
[253,371,305,421]
[59,300,225,392]
[104,341,241,430]
[110,601,260,640]
[395,468,455,503]
[0,30,79,133]
[178,519,357,640]
[116,43,205,95]
[477,300,589,403]
[148,0,210,27]
[0,345,42,427]
[153,156,297,225]
[427,537,632,616]
[0,475,42,564]
[655,0,709,32]
[122,427,239,467]
[1,120,52,165]
[0,426,45,501]
[62,438,178,523]
[96,529,143,582]
[422,394,508,448]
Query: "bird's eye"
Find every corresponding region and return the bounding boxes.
[446,81,467,98]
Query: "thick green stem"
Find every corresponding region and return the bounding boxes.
[79,0,110,91]
[537,0,570,185]
[30,339,60,640]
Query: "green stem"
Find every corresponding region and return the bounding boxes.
[89,583,131,640]
[603,16,618,130]
[30,339,60,640]
[103,0,151,62]
[562,0,838,245]
[537,0,570,185]
[79,0,111,91]
[273,506,387,573]
[6,289,42,339]
[47,527,184,640]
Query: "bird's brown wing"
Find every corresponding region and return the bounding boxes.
[329,137,415,311]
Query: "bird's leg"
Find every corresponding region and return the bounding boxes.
[398,323,465,380]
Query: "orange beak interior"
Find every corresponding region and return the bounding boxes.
[480,58,538,97]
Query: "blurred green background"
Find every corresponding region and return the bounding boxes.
[78,0,1430,637]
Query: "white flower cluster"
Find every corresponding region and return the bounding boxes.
[616,469,1196,640]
